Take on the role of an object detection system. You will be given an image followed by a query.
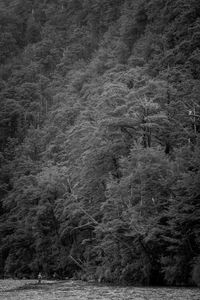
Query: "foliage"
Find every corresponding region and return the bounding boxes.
[0,0,200,286]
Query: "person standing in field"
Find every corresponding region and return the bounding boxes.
[38,272,42,284]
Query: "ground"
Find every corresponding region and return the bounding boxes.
[0,280,200,300]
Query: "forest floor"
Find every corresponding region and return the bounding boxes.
[0,279,200,300]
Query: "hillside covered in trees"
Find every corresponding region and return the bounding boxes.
[0,0,200,286]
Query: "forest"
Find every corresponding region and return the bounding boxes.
[0,0,200,286]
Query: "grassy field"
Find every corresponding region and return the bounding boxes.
[0,279,200,300]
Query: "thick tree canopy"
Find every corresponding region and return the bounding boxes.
[0,0,200,286]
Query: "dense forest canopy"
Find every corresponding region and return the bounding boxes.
[0,0,200,286]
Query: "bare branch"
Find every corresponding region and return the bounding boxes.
[70,222,95,232]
